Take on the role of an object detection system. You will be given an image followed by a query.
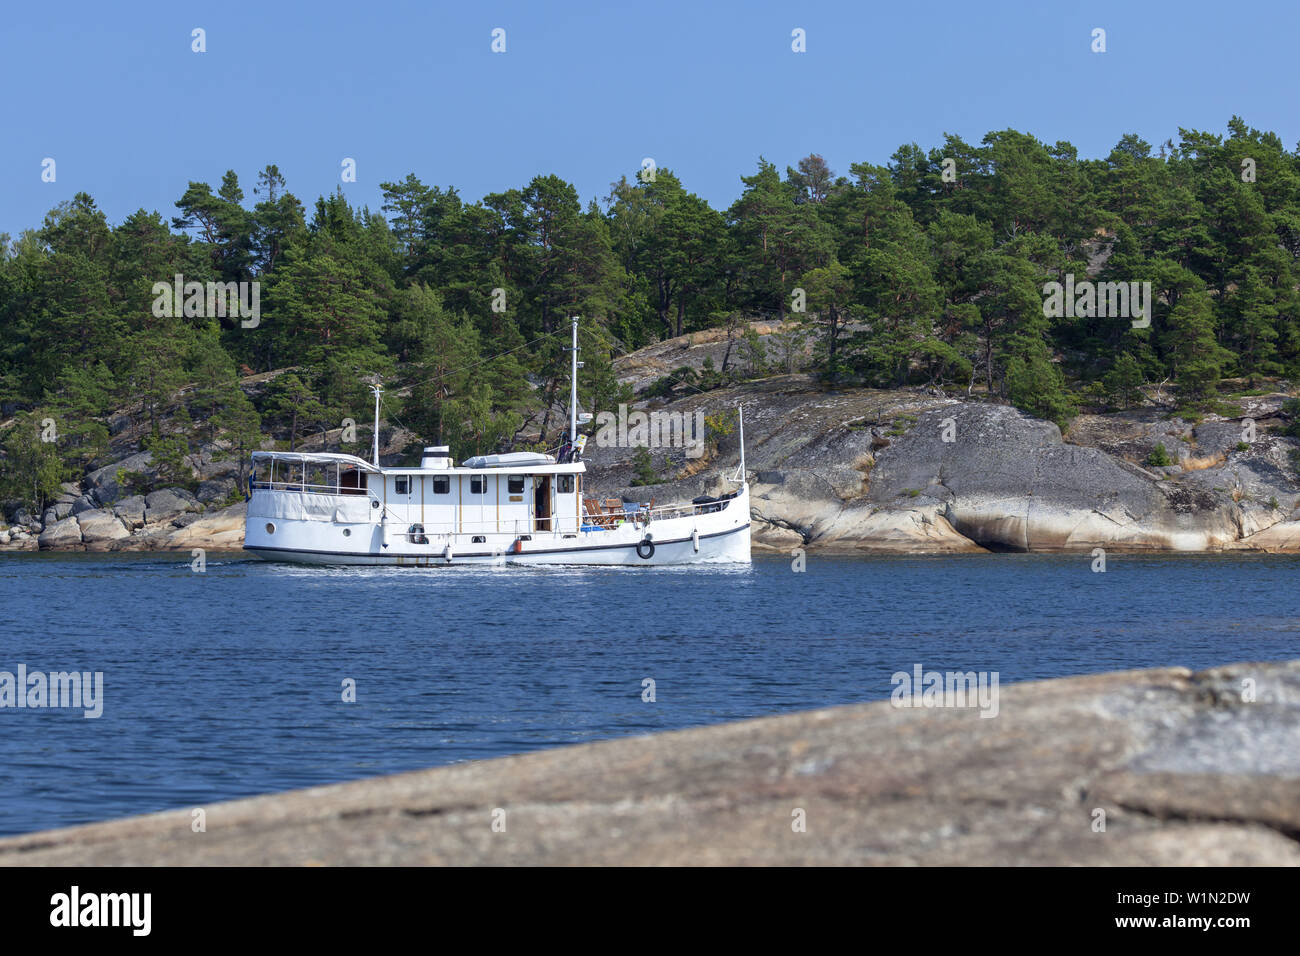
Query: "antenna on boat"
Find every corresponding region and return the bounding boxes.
[369,384,383,466]
[731,404,746,484]
[568,315,582,446]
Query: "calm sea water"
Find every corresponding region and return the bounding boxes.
[2,550,1299,837]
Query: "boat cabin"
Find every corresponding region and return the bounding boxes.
[249,446,585,539]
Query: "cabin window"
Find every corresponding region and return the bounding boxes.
[433,476,450,494]
[395,477,409,495]
[508,476,525,494]
[470,476,485,494]
[472,535,486,543]
[557,475,574,494]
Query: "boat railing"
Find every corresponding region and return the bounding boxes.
[250,479,371,498]
[642,495,733,523]
[577,495,735,528]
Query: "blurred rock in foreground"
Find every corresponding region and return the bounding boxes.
[2,659,1298,865]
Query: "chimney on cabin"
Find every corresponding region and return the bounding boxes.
[420,445,451,469]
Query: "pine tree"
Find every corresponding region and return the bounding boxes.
[1164,292,1232,405]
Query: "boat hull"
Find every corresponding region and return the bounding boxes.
[245,522,749,566]
[243,485,752,567]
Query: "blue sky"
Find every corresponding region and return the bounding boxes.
[2,0,1296,235]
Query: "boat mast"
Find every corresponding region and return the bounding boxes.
[732,404,746,484]
[739,404,745,479]
[568,315,580,446]
[370,384,383,466]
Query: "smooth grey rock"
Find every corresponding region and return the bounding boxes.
[1183,437,1300,535]
[0,659,1296,866]
[163,502,246,550]
[1067,413,1196,464]
[54,501,73,520]
[866,404,1239,551]
[192,450,240,481]
[581,375,1300,554]
[144,487,202,521]
[77,509,130,551]
[37,516,82,549]
[41,508,57,527]
[0,531,8,545]
[58,481,81,497]
[70,495,97,516]
[107,413,130,436]
[196,477,237,504]
[113,495,147,530]
[170,513,202,528]
[1196,420,1251,458]
[84,452,154,505]
[113,528,173,552]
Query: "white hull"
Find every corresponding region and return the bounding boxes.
[244,483,751,567]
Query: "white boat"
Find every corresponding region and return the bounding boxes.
[242,318,751,566]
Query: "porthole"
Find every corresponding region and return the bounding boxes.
[371,499,379,509]
[342,528,351,537]
[265,523,275,535]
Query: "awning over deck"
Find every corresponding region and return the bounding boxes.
[251,451,379,472]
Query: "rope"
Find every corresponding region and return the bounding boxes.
[391,330,565,394]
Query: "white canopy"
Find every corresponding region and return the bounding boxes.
[251,451,379,471]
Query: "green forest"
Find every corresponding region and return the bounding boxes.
[3,117,1299,510]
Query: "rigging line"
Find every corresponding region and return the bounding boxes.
[602,311,790,400]
[391,330,566,394]
[603,336,717,399]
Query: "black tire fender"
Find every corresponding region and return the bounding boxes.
[636,537,655,560]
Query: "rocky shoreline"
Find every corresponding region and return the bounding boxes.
[1,455,247,554]
[8,345,1300,555]
[3,659,1296,865]
[582,372,1300,555]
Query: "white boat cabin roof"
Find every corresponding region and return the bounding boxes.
[250,450,585,476]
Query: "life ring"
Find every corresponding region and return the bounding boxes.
[636,537,655,560]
